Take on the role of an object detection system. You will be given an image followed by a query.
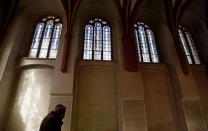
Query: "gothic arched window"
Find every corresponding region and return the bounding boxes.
[29,16,62,59]
[178,26,201,64]
[134,22,159,63]
[83,18,112,61]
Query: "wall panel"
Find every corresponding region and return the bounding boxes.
[74,61,118,131]
[142,65,177,131]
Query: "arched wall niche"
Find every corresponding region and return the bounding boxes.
[77,0,118,30]
[18,0,65,19]
[16,0,66,36]
[141,0,167,23]
[180,0,207,57]
[183,0,206,22]
[180,1,208,127]
[16,0,66,58]
[181,11,208,65]
[71,1,120,131]
[136,7,167,29]
[133,6,190,131]
[77,0,117,21]
[125,4,179,131]
[135,7,178,65]
[75,0,120,62]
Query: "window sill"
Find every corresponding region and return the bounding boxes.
[21,57,56,60]
[139,63,168,73]
[78,60,117,68]
[190,64,206,73]
[81,59,112,62]
[17,57,56,69]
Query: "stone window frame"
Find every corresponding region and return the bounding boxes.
[28,16,62,59]
[178,26,201,64]
[134,22,160,63]
[82,18,112,61]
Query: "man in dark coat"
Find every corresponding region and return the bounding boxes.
[39,104,66,131]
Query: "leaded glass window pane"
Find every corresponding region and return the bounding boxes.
[29,23,44,58]
[94,22,102,52]
[178,27,201,64]
[103,51,111,60]
[29,49,38,58]
[94,51,102,60]
[147,29,159,63]
[28,16,62,59]
[135,22,159,63]
[83,19,112,61]
[135,29,142,62]
[83,25,93,59]
[49,23,62,58]
[83,50,92,60]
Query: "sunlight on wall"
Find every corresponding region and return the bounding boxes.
[17,71,41,131]
[5,68,53,131]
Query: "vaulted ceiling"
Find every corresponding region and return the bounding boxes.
[6,0,65,21]
[11,0,203,29]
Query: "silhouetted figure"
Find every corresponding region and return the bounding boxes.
[39,104,66,131]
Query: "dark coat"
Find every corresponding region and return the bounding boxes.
[39,111,63,131]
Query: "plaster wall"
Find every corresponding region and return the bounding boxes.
[156,17,207,131]
[142,64,177,131]
[178,2,208,130]
[0,0,208,131]
[0,14,27,129]
[182,11,208,65]
[4,67,53,131]
[192,65,208,128]
[122,99,147,131]
[73,61,119,131]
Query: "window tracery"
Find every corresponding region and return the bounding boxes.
[83,18,112,61]
[134,22,159,63]
[178,26,201,64]
[29,16,62,59]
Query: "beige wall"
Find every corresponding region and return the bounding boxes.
[0,0,208,131]
[5,67,53,131]
[192,65,208,128]
[0,13,27,129]
[122,99,147,131]
[141,64,177,131]
[73,61,119,131]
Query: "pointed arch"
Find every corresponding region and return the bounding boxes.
[134,22,159,63]
[178,26,201,64]
[60,0,82,72]
[83,18,112,61]
[29,16,62,59]
[163,0,189,75]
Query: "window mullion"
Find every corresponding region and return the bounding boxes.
[137,28,144,62]
[182,31,195,64]
[47,21,56,58]
[83,19,111,61]
[188,34,200,64]
[101,25,103,60]
[136,29,143,62]
[110,28,112,60]
[92,23,95,60]
[37,22,47,58]
[144,27,152,62]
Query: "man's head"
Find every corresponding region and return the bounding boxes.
[54,104,66,119]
